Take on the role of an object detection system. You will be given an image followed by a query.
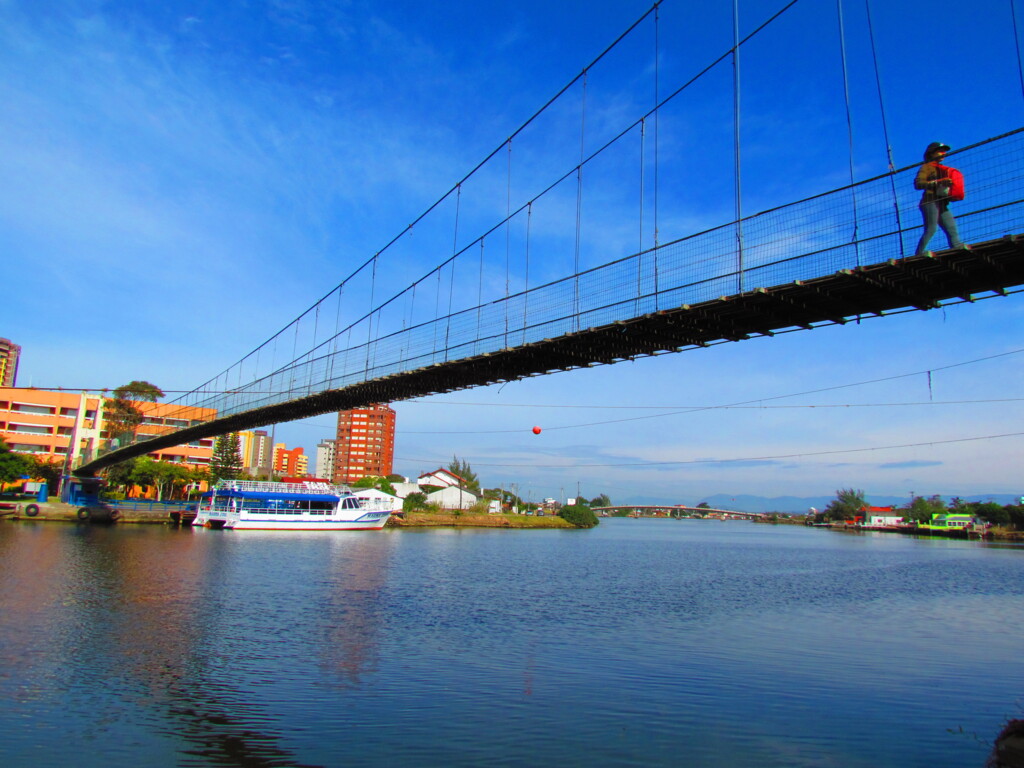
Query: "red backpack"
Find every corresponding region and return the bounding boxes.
[935,163,965,202]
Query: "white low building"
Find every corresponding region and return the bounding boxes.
[863,506,904,526]
[418,468,464,489]
[426,485,478,510]
[391,482,423,499]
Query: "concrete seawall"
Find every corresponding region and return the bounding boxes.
[0,500,193,525]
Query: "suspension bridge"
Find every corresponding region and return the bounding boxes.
[75,0,1024,476]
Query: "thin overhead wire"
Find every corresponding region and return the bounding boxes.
[864,0,906,246]
[733,0,745,292]
[182,2,666,402]
[836,0,862,266]
[1012,0,1024,105]
[398,431,1024,469]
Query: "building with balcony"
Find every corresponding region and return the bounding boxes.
[0,338,20,387]
[333,404,396,484]
[273,444,308,477]
[0,387,216,471]
[239,429,273,476]
[315,439,336,480]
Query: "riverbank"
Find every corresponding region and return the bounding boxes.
[388,511,574,529]
[1,501,576,529]
[823,522,1024,542]
[757,515,1024,541]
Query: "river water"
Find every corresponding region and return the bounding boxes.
[1,518,1021,767]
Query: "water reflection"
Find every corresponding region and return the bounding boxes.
[0,525,394,767]
[65,527,316,766]
[0,524,81,706]
[3,520,1022,768]
[319,533,393,685]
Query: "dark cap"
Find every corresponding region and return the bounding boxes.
[924,142,951,159]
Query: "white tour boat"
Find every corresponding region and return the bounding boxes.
[192,479,397,531]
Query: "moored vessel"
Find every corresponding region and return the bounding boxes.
[192,480,396,531]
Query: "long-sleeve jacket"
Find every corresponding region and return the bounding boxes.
[915,161,952,203]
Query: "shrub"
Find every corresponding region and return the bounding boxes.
[558,504,599,529]
[1007,505,1024,530]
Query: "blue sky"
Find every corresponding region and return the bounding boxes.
[4,0,1024,506]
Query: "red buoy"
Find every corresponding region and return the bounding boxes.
[532,426,542,435]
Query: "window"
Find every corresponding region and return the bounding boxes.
[11,403,55,416]
[9,443,49,453]
[8,423,52,435]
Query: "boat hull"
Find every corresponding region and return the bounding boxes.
[224,513,390,531]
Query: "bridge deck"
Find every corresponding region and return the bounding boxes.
[417,236,1024,388]
[78,235,1024,473]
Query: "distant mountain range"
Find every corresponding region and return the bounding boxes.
[622,493,1024,514]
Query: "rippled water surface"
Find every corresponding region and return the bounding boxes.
[1,519,1022,767]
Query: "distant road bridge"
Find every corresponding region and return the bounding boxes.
[594,506,765,520]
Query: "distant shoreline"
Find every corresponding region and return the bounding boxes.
[388,511,574,529]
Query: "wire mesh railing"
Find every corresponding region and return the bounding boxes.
[160,128,1024,426]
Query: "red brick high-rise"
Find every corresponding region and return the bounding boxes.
[333,404,395,484]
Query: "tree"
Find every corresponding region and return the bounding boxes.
[210,433,243,484]
[447,456,481,495]
[103,457,139,494]
[1006,505,1024,531]
[590,493,612,508]
[104,381,164,446]
[972,501,1009,526]
[558,503,599,529]
[823,488,867,521]
[403,492,427,512]
[696,502,710,509]
[26,455,63,489]
[903,494,946,524]
[131,457,190,501]
[0,438,30,485]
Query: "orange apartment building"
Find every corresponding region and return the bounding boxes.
[333,403,396,484]
[0,387,217,471]
[272,444,308,477]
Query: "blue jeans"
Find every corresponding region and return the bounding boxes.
[915,200,962,254]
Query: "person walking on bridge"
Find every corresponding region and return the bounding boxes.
[914,141,964,255]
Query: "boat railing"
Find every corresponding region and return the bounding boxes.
[217,479,353,495]
[358,495,401,512]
